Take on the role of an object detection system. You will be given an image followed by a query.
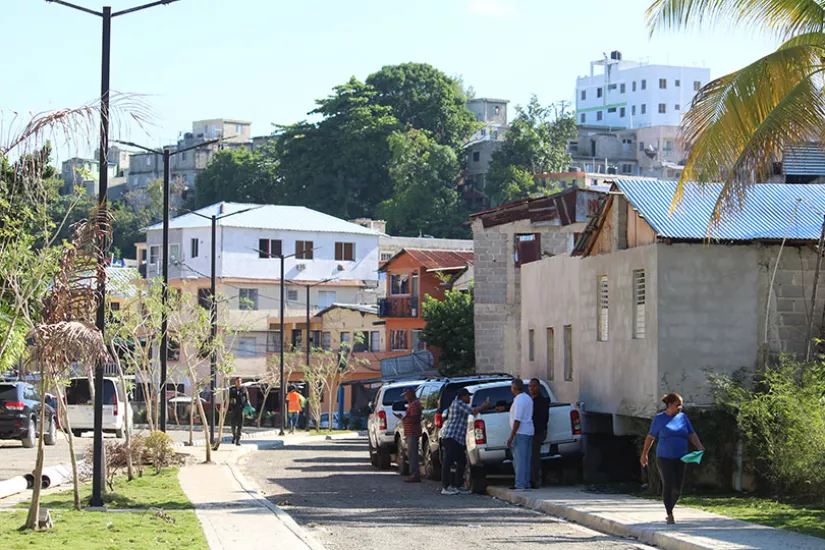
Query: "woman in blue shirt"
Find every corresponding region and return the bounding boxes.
[640,392,704,525]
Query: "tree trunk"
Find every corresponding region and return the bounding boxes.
[112,350,134,481]
[214,384,227,451]
[183,351,211,463]
[256,385,271,427]
[53,384,81,510]
[25,369,48,530]
[188,393,195,446]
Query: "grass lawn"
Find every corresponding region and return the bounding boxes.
[4,468,207,550]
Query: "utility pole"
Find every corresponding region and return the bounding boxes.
[45,0,181,509]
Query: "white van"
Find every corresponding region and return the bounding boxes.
[65,377,131,438]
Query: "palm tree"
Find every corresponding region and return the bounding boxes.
[647,0,825,222]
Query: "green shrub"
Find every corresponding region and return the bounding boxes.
[144,430,175,474]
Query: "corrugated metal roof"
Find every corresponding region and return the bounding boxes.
[315,303,379,318]
[615,179,825,241]
[144,202,382,236]
[401,249,474,271]
[783,143,825,176]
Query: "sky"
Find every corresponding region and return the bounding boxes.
[2,0,777,162]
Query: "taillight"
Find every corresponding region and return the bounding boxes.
[570,410,581,435]
[113,392,119,416]
[378,410,387,431]
[474,419,486,444]
[4,402,25,411]
[435,412,443,428]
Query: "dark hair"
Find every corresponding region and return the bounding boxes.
[662,392,683,406]
[529,378,540,385]
[512,379,525,392]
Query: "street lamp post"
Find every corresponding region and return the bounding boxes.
[45,0,181,509]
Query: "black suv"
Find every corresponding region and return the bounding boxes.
[396,374,513,480]
[0,382,57,448]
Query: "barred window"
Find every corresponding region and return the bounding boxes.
[597,275,609,341]
[634,269,646,339]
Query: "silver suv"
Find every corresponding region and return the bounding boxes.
[367,380,425,470]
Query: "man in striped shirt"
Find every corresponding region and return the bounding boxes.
[440,389,490,495]
[394,386,422,483]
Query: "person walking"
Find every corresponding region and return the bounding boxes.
[641,392,705,525]
[528,378,550,489]
[287,386,305,434]
[439,389,490,495]
[228,378,249,446]
[394,386,422,483]
[507,379,534,491]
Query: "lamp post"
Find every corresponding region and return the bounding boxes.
[45,0,181,509]
[115,138,220,433]
[174,205,260,445]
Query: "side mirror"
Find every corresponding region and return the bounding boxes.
[392,400,407,412]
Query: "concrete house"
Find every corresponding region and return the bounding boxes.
[520,179,825,438]
[470,188,607,374]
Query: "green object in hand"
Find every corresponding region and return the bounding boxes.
[242,405,255,418]
[681,450,704,464]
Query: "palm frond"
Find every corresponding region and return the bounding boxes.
[647,0,825,40]
[28,321,109,375]
[673,36,825,221]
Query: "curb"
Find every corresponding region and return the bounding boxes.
[487,486,710,550]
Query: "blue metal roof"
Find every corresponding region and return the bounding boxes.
[783,143,825,176]
[615,179,825,241]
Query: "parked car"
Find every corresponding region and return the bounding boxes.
[366,380,426,470]
[394,374,514,480]
[65,377,131,438]
[309,412,345,430]
[0,382,57,448]
[462,378,582,493]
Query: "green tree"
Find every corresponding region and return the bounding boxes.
[191,146,279,209]
[646,0,825,221]
[376,129,471,238]
[422,288,475,376]
[487,95,576,205]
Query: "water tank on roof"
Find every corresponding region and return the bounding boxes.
[610,51,622,61]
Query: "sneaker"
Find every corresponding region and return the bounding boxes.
[441,487,459,495]
[456,488,471,495]
[235,442,241,446]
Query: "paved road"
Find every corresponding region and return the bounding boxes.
[241,438,652,550]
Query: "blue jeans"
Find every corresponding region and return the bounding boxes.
[288,412,299,431]
[512,434,533,489]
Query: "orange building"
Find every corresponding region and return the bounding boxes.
[378,249,474,363]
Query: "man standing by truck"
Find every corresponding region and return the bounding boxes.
[394,386,422,483]
[507,379,534,491]
[440,389,490,495]
[529,378,550,488]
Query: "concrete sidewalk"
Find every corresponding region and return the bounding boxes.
[488,486,825,550]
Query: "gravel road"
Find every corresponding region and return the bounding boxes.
[241,437,652,550]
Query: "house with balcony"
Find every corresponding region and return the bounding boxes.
[378,249,474,363]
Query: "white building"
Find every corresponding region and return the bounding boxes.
[575,51,710,129]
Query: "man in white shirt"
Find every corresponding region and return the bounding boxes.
[507,379,534,490]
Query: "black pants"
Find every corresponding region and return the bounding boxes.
[531,430,547,488]
[441,438,467,489]
[657,457,686,515]
[231,411,243,443]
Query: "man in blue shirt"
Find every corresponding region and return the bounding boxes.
[440,388,490,495]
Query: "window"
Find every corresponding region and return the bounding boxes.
[473,151,480,162]
[675,79,681,87]
[370,331,381,352]
[380,252,393,261]
[353,331,369,352]
[335,242,355,261]
[318,290,336,309]
[340,332,351,348]
[658,103,667,114]
[694,80,702,91]
[322,332,332,350]
[580,113,586,124]
[620,107,626,118]
[597,275,609,341]
[597,87,603,98]
[564,326,573,381]
[634,269,646,339]
[528,329,535,361]
[310,330,322,349]
[568,140,579,153]
[641,104,647,114]
[412,329,426,352]
[287,289,298,301]
[390,329,408,351]
[236,124,243,133]
[675,104,680,111]
[659,78,667,89]
[149,245,160,265]
[267,330,281,352]
[608,83,617,91]
[198,288,212,310]
[622,164,633,174]
[581,90,586,101]
[546,328,555,381]
[664,140,674,152]
[292,329,302,351]
[169,244,180,265]
[145,156,152,166]
[514,233,541,266]
[641,79,647,90]
[239,288,258,310]
[607,107,616,114]
[259,239,282,259]
[632,81,637,92]
[166,338,180,361]
[180,152,187,162]
[620,83,626,94]
[632,105,636,116]
[596,111,603,121]
[237,337,257,357]
[190,238,199,258]
[295,240,313,260]
[390,273,410,295]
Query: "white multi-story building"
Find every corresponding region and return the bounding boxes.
[575,51,710,129]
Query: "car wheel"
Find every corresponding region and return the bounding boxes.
[44,416,57,446]
[466,461,487,495]
[368,439,379,467]
[396,439,409,476]
[71,429,84,438]
[115,428,124,439]
[376,450,391,470]
[423,441,442,481]
[21,417,36,448]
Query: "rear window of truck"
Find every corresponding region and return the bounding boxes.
[471,384,549,411]
[66,379,116,405]
[381,387,408,406]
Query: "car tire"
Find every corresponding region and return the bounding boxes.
[21,418,36,448]
[376,450,391,470]
[423,441,442,481]
[44,416,57,446]
[115,428,124,439]
[71,429,84,438]
[396,440,409,476]
[368,439,379,467]
[466,463,487,495]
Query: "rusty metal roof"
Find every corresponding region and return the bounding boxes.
[379,249,474,272]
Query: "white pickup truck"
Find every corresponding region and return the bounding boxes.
[462,379,582,493]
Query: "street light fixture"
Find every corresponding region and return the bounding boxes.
[174,205,261,446]
[45,0,181,509]
[114,138,220,433]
